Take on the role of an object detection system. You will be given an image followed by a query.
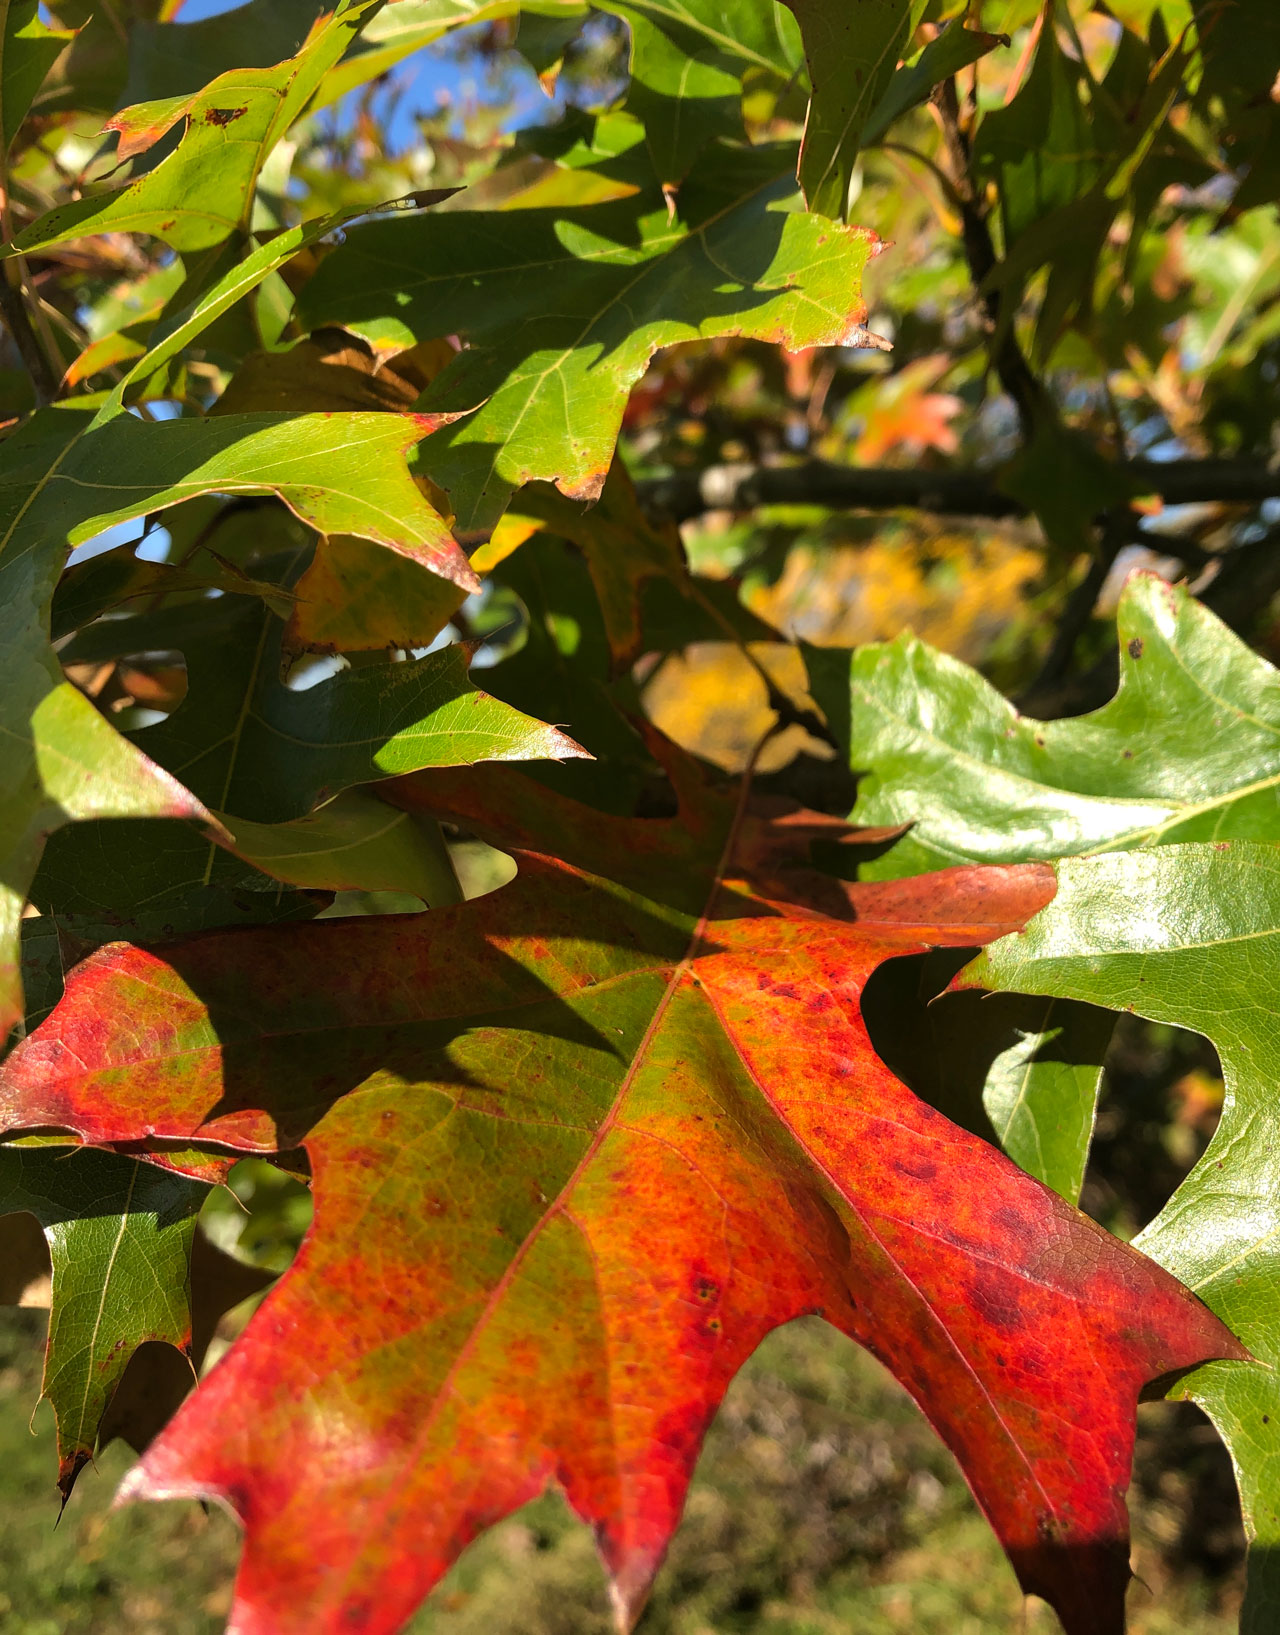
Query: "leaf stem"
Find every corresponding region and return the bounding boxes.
[931,76,1051,440]
[0,265,58,406]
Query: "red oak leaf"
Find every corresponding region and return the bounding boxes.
[0,766,1242,1635]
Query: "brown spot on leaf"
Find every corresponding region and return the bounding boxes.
[205,106,246,127]
[1128,638,1144,659]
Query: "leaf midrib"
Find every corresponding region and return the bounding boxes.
[306,780,758,1621]
[616,0,794,77]
[697,976,1065,1547]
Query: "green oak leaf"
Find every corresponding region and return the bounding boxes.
[31,818,327,947]
[50,543,291,642]
[972,20,1103,249]
[0,1143,207,1499]
[0,406,473,1038]
[960,842,1280,1635]
[116,0,333,106]
[0,0,74,151]
[12,0,375,255]
[31,790,462,950]
[607,0,802,82]
[810,570,1280,1198]
[602,1,803,185]
[32,0,574,125]
[298,140,879,530]
[30,0,177,119]
[860,20,1009,151]
[62,591,587,824]
[109,212,361,413]
[485,457,715,667]
[815,572,1280,880]
[0,410,217,1044]
[476,519,775,816]
[782,0,927,219]
[512,9,589,81]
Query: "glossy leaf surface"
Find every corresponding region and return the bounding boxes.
[821,572,1280,880]
[299,143,879,528]
[0,769,1241,1635]
[963,843,1280,1634]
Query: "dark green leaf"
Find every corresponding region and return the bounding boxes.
[0,405,472,1037]
[71,593,587,823]
[0,1143,207,1498]
[298,142,879,530]
[860,21,1008,150]
[782,0,927,219]
[603,0,802,184]
[0,0,74,151]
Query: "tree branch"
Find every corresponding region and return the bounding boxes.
[638,458,1280,525]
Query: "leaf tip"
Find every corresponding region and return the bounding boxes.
[56,1449,92,1513]
[559,469,607,505]
[537,722,593,762]
[407,409,466,439]
[607,1575,649,1635]
[842,324,893,352]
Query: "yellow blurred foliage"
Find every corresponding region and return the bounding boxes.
[643,642,827,774]
[644,524,1044,772]
[746,525,1044,663]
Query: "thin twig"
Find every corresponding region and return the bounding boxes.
[0,99,61,407]
[931,78,1050,438]
[0,272,58,406]
[1016,509,1134,705]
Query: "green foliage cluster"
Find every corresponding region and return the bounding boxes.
[2,2,1280,1633]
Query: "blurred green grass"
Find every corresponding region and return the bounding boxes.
[0,1308,1242,1635]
